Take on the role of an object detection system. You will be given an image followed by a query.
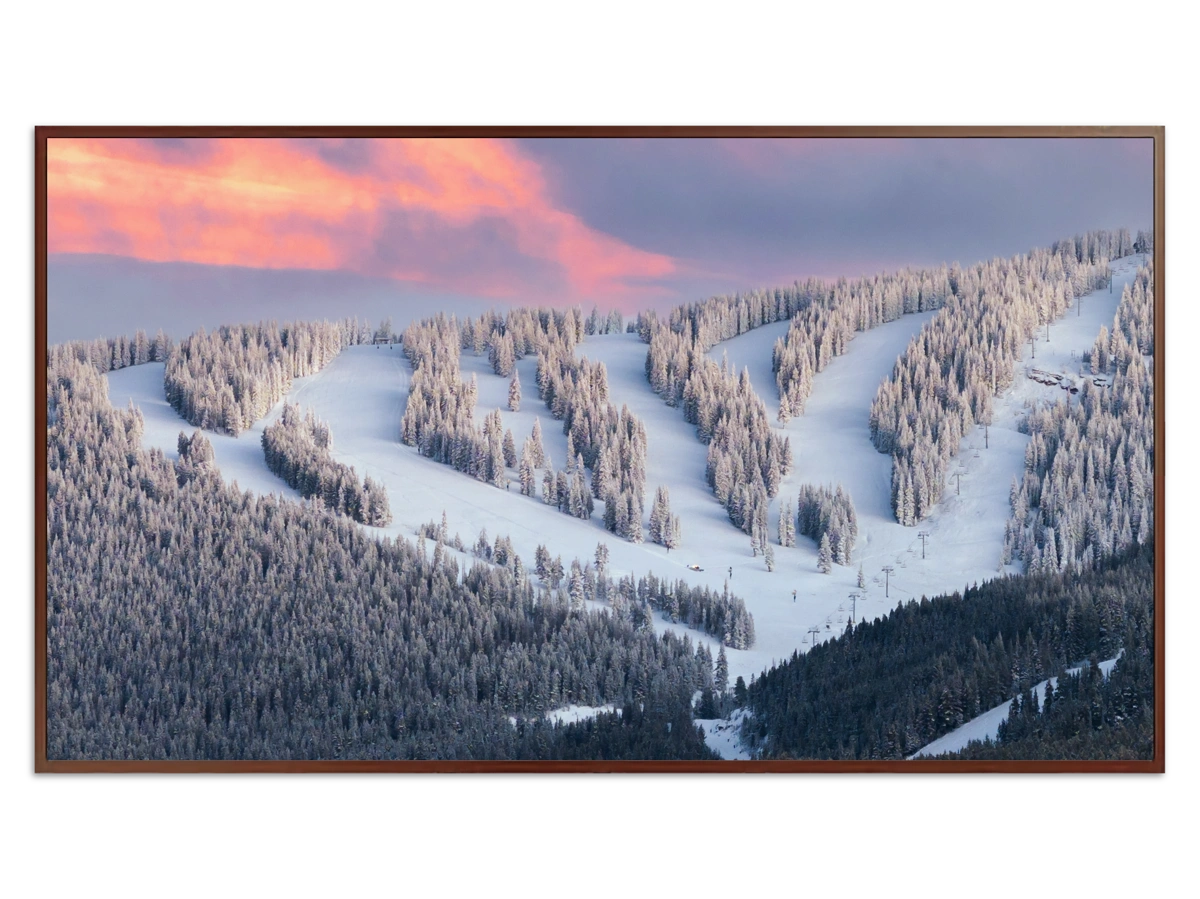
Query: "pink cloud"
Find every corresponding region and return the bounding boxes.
[47,137,676,304]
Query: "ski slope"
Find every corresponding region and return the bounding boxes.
[100,256,1144,757]
[699,256,1144,666]
[702,258,1140,756]
[105,362,302,501]
[104,345,741,675]
[910,655,1121,758]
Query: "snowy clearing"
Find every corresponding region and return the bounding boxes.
[697,708,753,761]
[545,704,619,726]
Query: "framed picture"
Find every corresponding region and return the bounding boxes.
[37,127,1163,771]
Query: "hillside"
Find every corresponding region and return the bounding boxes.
[99,253,1149,757]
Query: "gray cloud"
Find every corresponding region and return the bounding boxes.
[518,137,1153,289]
[355,204,568,297]
[291,137,379,174]
[139,137,221,163]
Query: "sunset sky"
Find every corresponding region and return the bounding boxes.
[47,136,1153,342]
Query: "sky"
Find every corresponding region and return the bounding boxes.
[46,136,1153,343]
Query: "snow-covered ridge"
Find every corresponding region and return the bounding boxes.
[101,259,1142,759]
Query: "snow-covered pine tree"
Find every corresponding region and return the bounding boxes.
[492,534,513,567]
[594,542,609,574]
[474,529,491,560]
[530,418,546,467]
[133,329,149,365]
[779,500,795,547]
[626,492,644,543]
[817,533,833,574]
[519,449,536,496]
[534,544,551,580]
[648,487,664,543]
[556,471,570,512]
[902,475,916,528]
[665,514,681,552]
[508,370,521,411]
[648,486,675,547]
[489,437,506,488]
[568,560,585,612]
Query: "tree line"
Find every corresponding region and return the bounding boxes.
[933,614,1153,761]
[691,229,1135,527]
[1088,260,1154,373]
[870,229,1133,525]
[796,483,859,570]
[262,403,392,526]
[773,267,953,421]
[535,338,648,541]
[583,306,626,336]
[1002,262,1154,573]
[402,306,652,543]
[424,518,755,649]
[48,328,175,375]
[641,314,792,535]
[164,320,351,436]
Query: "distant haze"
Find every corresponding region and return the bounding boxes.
[48,255,494,345]
[47,136,1152,344]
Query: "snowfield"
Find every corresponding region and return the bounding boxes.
[102,256,1145,757]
